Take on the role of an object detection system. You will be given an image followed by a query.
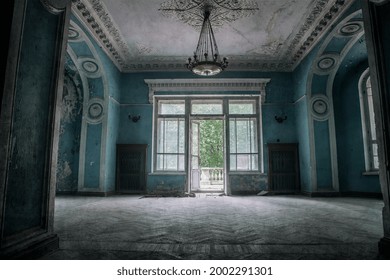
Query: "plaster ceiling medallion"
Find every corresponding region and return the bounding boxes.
[314,53,339,74]
[159,0,259,29]
[311,95,330,120]
[338,21,363,36]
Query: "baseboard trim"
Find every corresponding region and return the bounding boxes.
[0,233,59,260]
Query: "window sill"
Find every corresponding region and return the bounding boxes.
[229,171,266,175]
[149,172,186,176]
[362,171,379,176]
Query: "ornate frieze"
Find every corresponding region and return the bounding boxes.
[71,0,130,69]
[71,0,354,72]
[289,0,350,67]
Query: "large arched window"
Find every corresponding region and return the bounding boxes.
[359,69,379,172]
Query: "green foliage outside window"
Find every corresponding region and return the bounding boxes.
[199,120,224,168]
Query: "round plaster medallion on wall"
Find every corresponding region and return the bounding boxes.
[311,95,330,120]
[68,27,81,41]
[338,22,363,36]
[86,98,104,123]
[82,60,99,74]
[318,57,335,70]
[314,53,339,75]
[78,57,101,78]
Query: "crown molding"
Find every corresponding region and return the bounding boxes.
[72,0,354,73]
[71,0,130,71]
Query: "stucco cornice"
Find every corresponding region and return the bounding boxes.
[72,0,354,72]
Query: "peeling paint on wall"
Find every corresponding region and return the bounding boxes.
[56,54,83,193]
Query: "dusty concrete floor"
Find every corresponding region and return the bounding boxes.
[43,194,384,260]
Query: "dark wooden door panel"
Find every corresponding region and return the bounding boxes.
[268,143,300,192]
[116,144,147,193]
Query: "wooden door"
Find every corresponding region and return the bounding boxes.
[116,144,147,193]
[268,143,300,192]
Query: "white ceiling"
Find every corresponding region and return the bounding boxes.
[72,0,353,72]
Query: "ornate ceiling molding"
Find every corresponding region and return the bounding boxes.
[72,0,355,73]
[71,0,131,71]
[159,0,259,29]
[289,0,352,68]
[144,78,271,104]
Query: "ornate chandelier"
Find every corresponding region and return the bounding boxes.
[186,10,228,76]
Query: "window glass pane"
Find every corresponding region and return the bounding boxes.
[236,119,250,153]
[251,154,259,171]
[159,101,185,115]
[374,156,379,169]
[165,154,178,170]
[229,120,236,153]
[178,155,185,171]
[165,119,179,153]
[191,101,223,114]
[192,157,199,169]
[156,117,185,171]
[250,119,258,153]
[179,120,185,153]
[372,143,378,156]
[237,155,250,170]
[230,155,237,170]
[157,119,165,153]
[367,94,376,141]
[192,123,199,155]
[229,100,256,114]
[157,154,164,170]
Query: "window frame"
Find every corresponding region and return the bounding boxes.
[359,68,379,173]
[152,95,263,174]
[228,99,260,172]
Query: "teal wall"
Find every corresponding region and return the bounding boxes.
[56,54,83,193]
[333,39,380,193]
[292,44,321,193]
[56,2,383,195]
[118,71,296,193]
[58,15,121,194]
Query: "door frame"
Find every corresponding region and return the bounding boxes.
[188,116,226,194]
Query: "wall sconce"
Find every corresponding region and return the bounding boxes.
[275,115,287,123]
[128,114,141,123]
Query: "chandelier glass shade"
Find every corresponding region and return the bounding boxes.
[186,11,228,76]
